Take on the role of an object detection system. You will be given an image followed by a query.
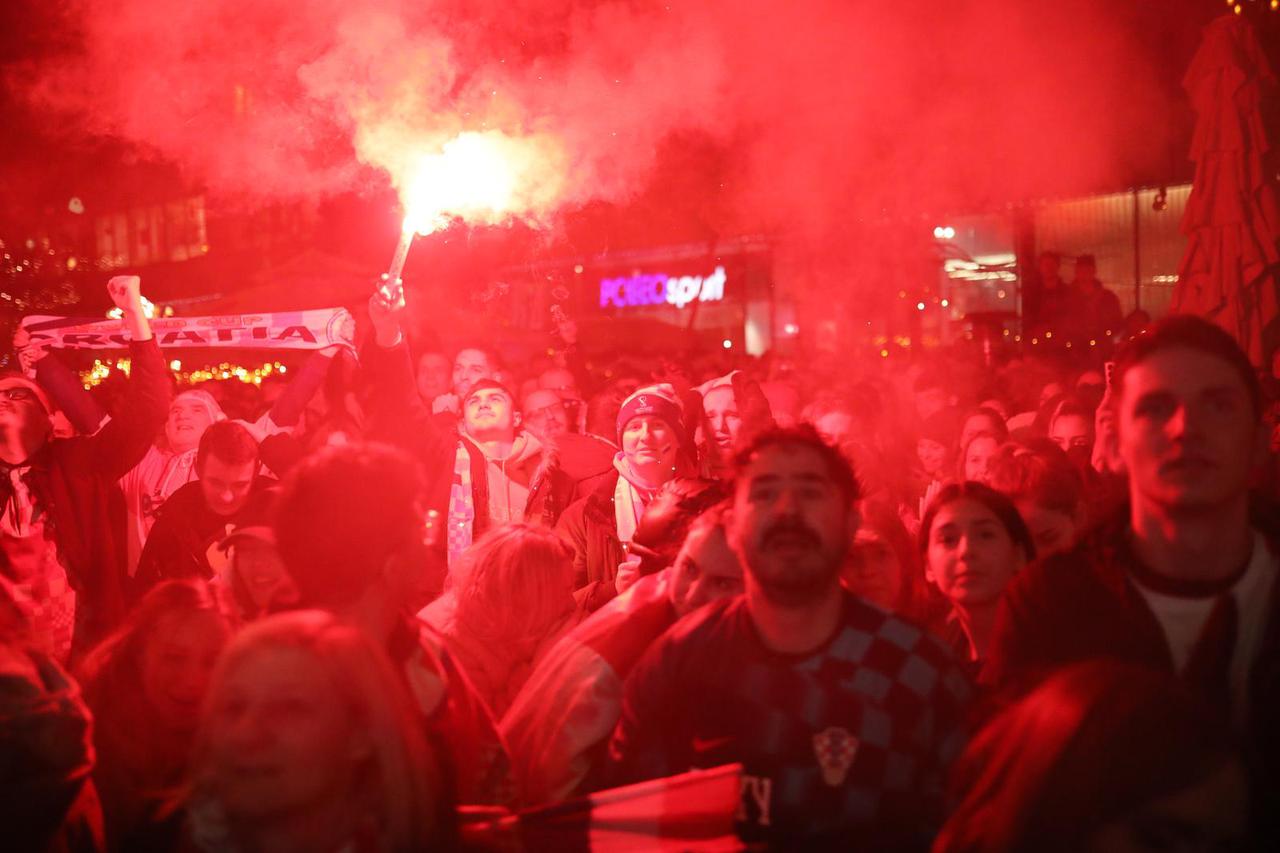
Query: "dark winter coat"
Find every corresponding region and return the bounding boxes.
[131,477,277,595]
[555,471,626,611]
[983,504,1280,836]
[16,339,169,655]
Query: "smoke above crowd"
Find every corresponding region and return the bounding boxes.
[19,0,1179,236]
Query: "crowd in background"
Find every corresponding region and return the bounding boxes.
[1,273,1278,851]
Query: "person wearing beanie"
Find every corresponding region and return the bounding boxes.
[556,384,698,611]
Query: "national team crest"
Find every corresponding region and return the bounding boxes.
[812,726,858,787]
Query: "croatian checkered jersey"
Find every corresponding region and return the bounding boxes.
[607,592,974,850]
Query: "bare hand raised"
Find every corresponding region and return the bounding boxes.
[368,275,406,348]
[107,275,144,314]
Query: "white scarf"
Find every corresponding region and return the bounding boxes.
[612,455,662,544]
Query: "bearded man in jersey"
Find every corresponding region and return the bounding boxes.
[606,426,972,850]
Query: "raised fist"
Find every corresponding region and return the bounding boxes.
[107,276,143,313]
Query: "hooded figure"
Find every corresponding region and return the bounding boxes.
[694,370,775,477]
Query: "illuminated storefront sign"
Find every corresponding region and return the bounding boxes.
[599,266,727,310]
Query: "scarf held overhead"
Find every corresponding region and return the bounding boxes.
[21,308,356,351]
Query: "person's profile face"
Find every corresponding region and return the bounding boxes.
[1015,499,1078,558]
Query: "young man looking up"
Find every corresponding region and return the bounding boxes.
[366,282,572,566]
[985,316,1279,827]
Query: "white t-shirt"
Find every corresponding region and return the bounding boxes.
[1133,531,1278,727]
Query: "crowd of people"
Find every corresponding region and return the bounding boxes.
[1,272,1278,851]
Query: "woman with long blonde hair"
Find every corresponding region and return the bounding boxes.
[426,522,580,717]
[185,610,447,853]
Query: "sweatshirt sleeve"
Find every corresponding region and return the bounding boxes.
[264,349,335,428]
[82,338,170,480]
[33,350,109,436]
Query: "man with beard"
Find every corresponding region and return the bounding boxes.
[606,426,972,850]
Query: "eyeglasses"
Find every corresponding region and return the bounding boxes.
[0,387,38,403]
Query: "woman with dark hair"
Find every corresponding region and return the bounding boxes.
[958,406,1009,451]
[844,499,945,631]
[935,661,1248,853]
[186,610,447,852]
[920,482,1035,667]
[78,580,232,851]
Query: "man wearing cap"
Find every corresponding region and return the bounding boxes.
[366,283,574,566]
[0,276,168,659]
[555,383,698,609]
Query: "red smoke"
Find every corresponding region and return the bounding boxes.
[18,0,1188,239]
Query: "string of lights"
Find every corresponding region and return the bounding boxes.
[81,357,289,390]
[1227,0,1279,14]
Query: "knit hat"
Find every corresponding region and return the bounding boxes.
[616,384,686,446]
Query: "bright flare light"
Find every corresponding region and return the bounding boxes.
[383,130,562,285]
[401,132,523,237]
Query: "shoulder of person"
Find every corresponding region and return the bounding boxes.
[648,596,743,659]
[154,479,206,515]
